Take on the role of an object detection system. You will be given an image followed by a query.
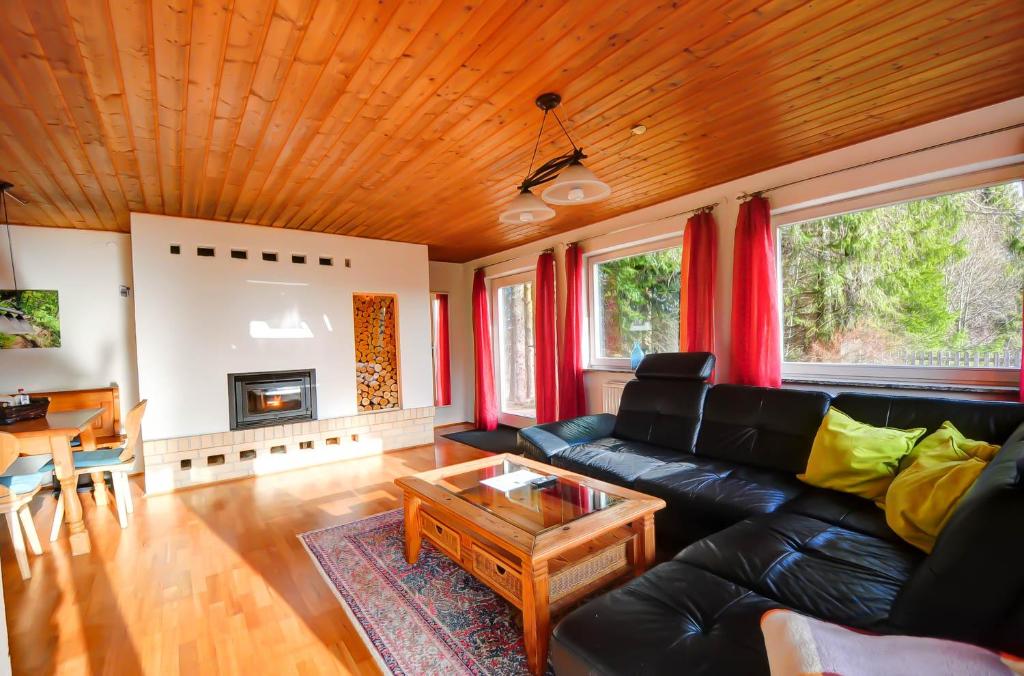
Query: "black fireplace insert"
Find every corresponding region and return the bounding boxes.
[227,369,317,430]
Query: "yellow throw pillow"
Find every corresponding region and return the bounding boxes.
[798,408,925,502]
[884,421,1000,553]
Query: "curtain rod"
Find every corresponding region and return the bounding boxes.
[477,121,1024,269]
[736,121,1024,201]
[475,202,718,271]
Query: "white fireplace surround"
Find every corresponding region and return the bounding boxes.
[130,213,435,490]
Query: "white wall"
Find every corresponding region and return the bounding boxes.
[462,97,1024,415]
[0,225,139,414]
[429,262,472,426]
[131,214,434,440]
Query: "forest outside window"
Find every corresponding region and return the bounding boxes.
[780,180,1024,387]
[588,240,681,369]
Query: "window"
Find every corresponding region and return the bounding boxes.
[588,240,681,369]
[492,272,536,422]
[780,180,1024,387]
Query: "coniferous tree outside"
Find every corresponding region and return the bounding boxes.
[781,181,1024,367]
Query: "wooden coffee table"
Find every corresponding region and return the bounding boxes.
[395,453,666,675]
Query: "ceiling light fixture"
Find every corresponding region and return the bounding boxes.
[498,93,611,224]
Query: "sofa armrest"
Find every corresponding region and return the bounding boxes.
[517,414,617,462]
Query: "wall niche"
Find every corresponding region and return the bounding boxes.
[353,293,400,412]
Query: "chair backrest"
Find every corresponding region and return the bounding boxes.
[119,399,148,463]
[0,432,21,500]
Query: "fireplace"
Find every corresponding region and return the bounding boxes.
[227,369,317,430]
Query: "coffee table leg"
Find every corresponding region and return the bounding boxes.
[631,514,656,576]
[522,560,551,676]
[403,493,422,564]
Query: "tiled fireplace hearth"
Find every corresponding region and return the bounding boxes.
[143,407,434,493]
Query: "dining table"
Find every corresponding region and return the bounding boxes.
[4,408,104,555]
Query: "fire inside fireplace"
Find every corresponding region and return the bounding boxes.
[228,369,316,430]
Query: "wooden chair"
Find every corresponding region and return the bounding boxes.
[48,400,147,537]
[0,431,45,580]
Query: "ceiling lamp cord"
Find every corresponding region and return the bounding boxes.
[551,109,579,152]
[3,188,16,291]
[523,110,549,185]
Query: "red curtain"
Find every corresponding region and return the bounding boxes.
[730,195,782,387]
[534,252,558,424]
[433,294,451,406]
[680,209,718,362]
[472,269,498,430]
[558,243,587,419]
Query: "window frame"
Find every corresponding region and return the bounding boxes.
[586,237,683,371]
[490,269,537,426]
[777,177,1024,391]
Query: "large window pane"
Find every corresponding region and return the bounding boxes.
[781,181,1024,368]
[594,246,681,360]
[497,281,535,417]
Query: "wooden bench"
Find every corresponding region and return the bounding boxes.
[27,386,125,450]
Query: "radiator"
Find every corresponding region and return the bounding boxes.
[601,380,630,414]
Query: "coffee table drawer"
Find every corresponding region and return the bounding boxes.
[472,545,522,602]
[422,512,461,559]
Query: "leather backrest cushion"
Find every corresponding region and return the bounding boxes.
[635,352,715,380]
[695,385,832,474]
[890,422,1024,655]
[613,379,709,453]
[831,392,1024,445]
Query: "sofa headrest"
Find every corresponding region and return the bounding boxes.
[635,352,715,381]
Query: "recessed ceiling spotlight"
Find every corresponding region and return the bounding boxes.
[631,124,647,136]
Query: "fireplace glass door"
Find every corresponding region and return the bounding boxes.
[245,382,304,416]
[228,370,316,429]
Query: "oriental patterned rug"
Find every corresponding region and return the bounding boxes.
[300,509,537,675]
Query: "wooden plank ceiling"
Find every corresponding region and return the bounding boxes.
[0,0,1021,262]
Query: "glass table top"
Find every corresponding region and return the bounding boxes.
[429,458,625,536]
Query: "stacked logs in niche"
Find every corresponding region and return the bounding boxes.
[354,294,400,412]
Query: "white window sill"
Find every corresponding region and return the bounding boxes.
[584,366,636,374]
[783,375,1018,396]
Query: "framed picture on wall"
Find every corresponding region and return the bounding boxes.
[0,289,61,349]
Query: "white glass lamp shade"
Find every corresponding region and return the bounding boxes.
[499,189,556,224]
[541,161,611,205]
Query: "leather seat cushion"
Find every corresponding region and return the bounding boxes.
[781,487,901,543]
[551,437,686,486]
[676,512,924,631]
[550,561,782,676]
[637,458,808,524]
[634,458,809,548]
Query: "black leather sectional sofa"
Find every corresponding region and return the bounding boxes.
[517,352,1024,675]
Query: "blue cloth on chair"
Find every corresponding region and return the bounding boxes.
[0,473,45,494]
[40,448,127,472]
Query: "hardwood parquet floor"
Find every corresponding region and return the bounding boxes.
[2,424,487,675]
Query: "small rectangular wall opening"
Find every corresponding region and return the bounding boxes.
[197,246,216,257]
[325,437,340,445]
[319,256,333,266]
[180,459,191,470]
[240,449,256,461]
[262,251,278,262]
[231,249,248,260]
[169,244,181,255]
[299,440,313,450]
[270,444,287,454]
[291,254,306,264]
[207,454,225,466]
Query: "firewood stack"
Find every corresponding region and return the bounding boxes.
[354,294,400,412]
